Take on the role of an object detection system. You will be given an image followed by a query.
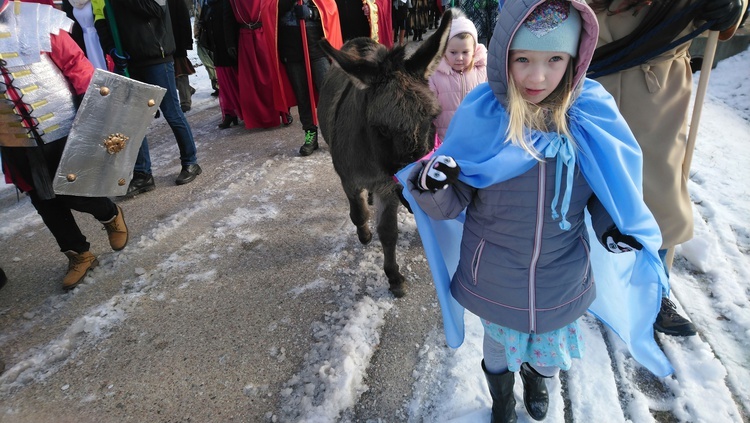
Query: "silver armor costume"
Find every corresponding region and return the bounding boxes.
[0,1,75,146]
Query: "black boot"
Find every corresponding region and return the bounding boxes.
[218,115,238,129]
[482,361,517,423]
[520,363,549,421]
[123,171,155,198]
[299,129,319,156]
[282,110,294,126]
[654,297,697,336]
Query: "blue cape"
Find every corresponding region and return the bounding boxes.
[396,79,674,377]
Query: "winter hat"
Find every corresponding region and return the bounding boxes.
[449,9,479,44]
[509,0,581,57]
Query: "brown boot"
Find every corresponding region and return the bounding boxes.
[101,205,128,251]
[62,251,98,290]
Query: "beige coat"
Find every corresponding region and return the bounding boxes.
[592,0,696,249]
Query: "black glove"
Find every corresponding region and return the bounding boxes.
[701,0,743,31]
[396,184,413,214]
[601,225,643,254]
[294,4,312,19]
[417,155,460,191]
[227,46,238,61]
[110,49,129,74]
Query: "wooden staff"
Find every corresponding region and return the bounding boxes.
[682,30,719,177]
[666,30,719,270]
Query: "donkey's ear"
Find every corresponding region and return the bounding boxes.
[404,9,452,79]
[319,38,381,90]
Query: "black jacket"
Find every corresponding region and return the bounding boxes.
[169,0,194,58]
[96,0,176,68]
[200,0,238,66]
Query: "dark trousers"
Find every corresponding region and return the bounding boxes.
[29,190,116,253]
[2,140,117,253]
[282,57,329,132]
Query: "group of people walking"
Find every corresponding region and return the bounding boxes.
[193,0,392,155]
[0,0,392,292]
[1,0,746,420]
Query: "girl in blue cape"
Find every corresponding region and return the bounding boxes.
[396,0,674,421]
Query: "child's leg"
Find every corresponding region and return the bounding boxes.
[526,364,559,378]
[520,363,554,420]
[483,330,509,374]
[482,329,517,422]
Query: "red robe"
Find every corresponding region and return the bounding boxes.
[369,0,393,49]
[262,0,343,114]
[228,0,287,129]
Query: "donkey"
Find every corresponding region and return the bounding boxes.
[317,11,453,298]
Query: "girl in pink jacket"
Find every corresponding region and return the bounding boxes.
[428,9,488,143]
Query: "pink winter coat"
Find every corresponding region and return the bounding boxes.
[428,43,488,141]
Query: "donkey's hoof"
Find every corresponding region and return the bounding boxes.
[357,227,372,244]
[389,282,406,298]
[388,274,406,298]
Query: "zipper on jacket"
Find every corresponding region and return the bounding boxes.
[461,72,465,99]
[528,162,546,333]
[471,239,486,285]
[148,22,166,58]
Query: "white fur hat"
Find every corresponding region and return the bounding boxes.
[449,9,479,44]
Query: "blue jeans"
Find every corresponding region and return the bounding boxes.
[129,61,198,174]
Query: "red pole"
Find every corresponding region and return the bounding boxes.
[298,0,318,126]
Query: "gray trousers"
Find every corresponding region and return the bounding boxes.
[176,74,193,110]
[197,44,218,90]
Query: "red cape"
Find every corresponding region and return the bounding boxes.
[367,0,393,49]
[261,0,343,112]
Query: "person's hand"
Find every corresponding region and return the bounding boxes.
[601,226,643,254]
[294,4,312,19]
[417,155,460,191]
[362,4,370,15]
[110,49,129,74]
[701,0,743,31]
[396,183,413,213]
[227,46,238,61]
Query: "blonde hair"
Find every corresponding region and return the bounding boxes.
[449,32,476,72]
[505,61,575,159]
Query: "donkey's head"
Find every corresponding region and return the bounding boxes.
[320,11,453,171]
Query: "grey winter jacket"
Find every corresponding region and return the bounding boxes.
[407,0,611,334]
[408,156,613,334]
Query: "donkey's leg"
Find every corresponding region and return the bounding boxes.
[375,194,406,298]
[345,187,372,244]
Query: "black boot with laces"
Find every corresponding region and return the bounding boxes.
[654,297,697,336]
[299,130,319,156]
